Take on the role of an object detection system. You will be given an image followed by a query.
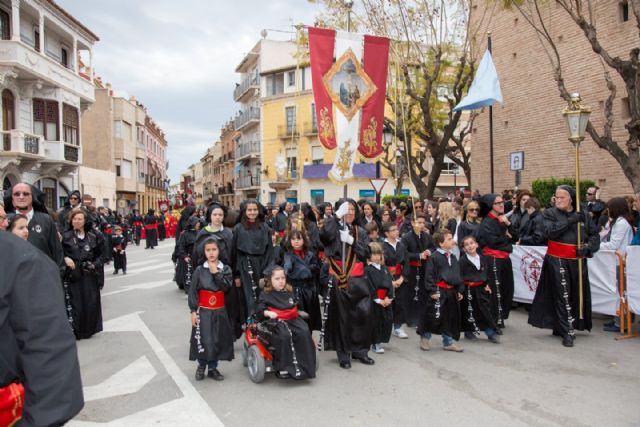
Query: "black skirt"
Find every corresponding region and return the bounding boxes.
[324,276,373,353]
[417,288,461,341]
[264,318,316,379]
[371,303,393,344]
[189,307,234,361]
[460,284,497,332]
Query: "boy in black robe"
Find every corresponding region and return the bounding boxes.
[366,242,395,354]
[417,229,464,352]
[381,222,408,338]
[111,225,127,274]
[459,235,499,343]
[401,213,434,328]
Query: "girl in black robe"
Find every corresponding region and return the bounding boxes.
[231,200,274,318]
[255,267,316,380]
[193,203,243,338]
[458,235,499,343]
[417,230,464,352]
[144,209,158,249]
[366,242,395,353]
[381,222,408,338]
[62,209,103,340]
[188,238,234,381]
[281,230,322,331]
[176,216,198,292]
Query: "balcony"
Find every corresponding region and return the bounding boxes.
[278,125,300,139]
[235,140,260,160]
[233,75,260,102]
[236,175,261,189]
[64,144,79,162]
[0,131,45,169]
[234,107,260,131]
[303,121,318,136]
[0,40,95,103]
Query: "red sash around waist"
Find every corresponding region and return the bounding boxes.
[329,260,365,277]
[198,290,225,309]
[145,223,158,230]
[482,247,510,259]
[436,281,454,289]
[104,227,113,235]
[547,240,577,260]
[464,281,485,287]
[269,306,298,320]
[376,289,388,299]
[133,221,143,227]
[388,264,403,276]
[409,260,422,267]
[0,382,23,427]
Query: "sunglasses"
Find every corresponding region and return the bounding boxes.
[13,192,31,197]
[468,208,480,212]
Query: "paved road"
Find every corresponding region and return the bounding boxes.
[69,239,640,427]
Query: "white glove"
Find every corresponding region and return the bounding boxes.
[335,202,349,219]
[339,229,354,245]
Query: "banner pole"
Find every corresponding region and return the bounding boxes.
[488,31,495,194]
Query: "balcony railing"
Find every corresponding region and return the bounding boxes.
[233,75,260,101]
[234,107,260,130]
[0,130,43,156]
[235,140,260,159]
[64,144,79,162]
[236,175,261,189]
[303,121,318,135]
[278,125,300,139]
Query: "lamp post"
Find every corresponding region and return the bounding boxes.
[562,93,591,320]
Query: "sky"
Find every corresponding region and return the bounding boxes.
[56,0,323,184]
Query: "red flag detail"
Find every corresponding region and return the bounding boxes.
[359,34,390,158]
[308,27,337,150]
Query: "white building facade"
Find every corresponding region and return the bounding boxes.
[0,0,97,210]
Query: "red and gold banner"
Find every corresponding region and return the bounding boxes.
[308,27,337,150]
[359,34,389,158]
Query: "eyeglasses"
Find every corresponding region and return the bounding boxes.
[493,201,504,205]
[0,215,6,221]
[468,208,480,212]
[13,192,31,197]
[70,196,79,200]
[586,192,595,196]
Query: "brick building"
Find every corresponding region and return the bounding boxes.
[471,2,636,199]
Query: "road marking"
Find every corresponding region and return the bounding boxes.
[102,280,174,297]
[105,261,174,280]
[68,312,224,426]
[83,356,156,402]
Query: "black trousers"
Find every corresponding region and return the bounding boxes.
[336,349,369,363]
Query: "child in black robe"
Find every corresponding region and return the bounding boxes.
[381,221,408,339]
[111,225,127,275]
[459,235,499,343]
[282,230,322,331]
[177,217,199,293]
[188,238,234,381]
[255,267,316,380]
[365,242,394,354]
[417,229,465,352]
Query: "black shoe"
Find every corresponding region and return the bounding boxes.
[495,328,503,335]
[354,356,375,365]
[552,330,561,336]
[195,366,205,381]
[113,270,118,275]
[123,271,127,275]
[339,361,351,369]
[208,368,224,381]
[562,335,574,347]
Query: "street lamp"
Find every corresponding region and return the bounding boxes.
[562,92,591,320]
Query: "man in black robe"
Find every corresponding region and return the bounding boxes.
[5,183,64,272]
[0,232,84,426]
[144,208,159,249]
[476,193,514,331]
[528,185,600,347]
[319,198,374,369]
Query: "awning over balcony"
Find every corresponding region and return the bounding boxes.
[303,163,376,179]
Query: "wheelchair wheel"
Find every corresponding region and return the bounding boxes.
[242,341,248,367]
[247,345,265,383]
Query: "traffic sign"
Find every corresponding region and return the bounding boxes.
[369,178,387,194]
[510,151,524,171]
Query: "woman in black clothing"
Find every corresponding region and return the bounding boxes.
[457,200,482,247]
[518,198,546,246]
[62,208,103,340]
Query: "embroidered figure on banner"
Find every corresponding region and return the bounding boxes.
[362,117,378,155]
[319,107,334,140]
[336,143,354,178]
[520,251,543,292]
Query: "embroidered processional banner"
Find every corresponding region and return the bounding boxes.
[308,27,390,183]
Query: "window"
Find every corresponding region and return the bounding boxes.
[310,189,324,206]
[117,160,132,178]
[266,73,284,96]
[441,157,461,175]
[621,1,629,22]
[285,106,296,133]
[0,9,9,40]
[123,121,132,141]
[114,121,122,138]
[311,144,324,165]
[34,29,40,52]
[286,146,298,178]
[62,104,79,145]
[33,99,59,140]
[287,71,296,87]
[61,47,68,68]
[311,102,317,131]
